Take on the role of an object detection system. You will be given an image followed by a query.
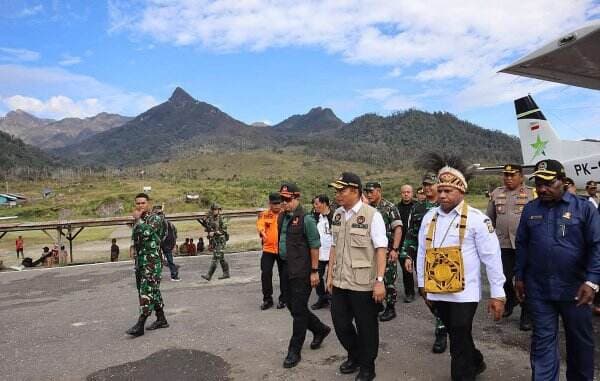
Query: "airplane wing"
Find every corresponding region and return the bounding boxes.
[500,22,600,90]
[471,164,535,175]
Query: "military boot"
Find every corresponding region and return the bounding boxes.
[146,308,169,330]
[432,325,447,353]
[201,262,217,281]
[126,314,148,337]
[519,308,532,331]
[379,304,396,322]
[218,261,230,280]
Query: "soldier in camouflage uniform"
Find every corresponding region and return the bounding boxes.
[401,173,448,353]
[364,182,403,322]
[127,193,169,337]
[200,203,230,280]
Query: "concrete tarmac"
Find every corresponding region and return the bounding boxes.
[0,252,598,381]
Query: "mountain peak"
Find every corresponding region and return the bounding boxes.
[168,87,196,105]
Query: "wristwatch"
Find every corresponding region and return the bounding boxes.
[585,281,599,293]
[376,276,384,282]
[391,247,399,251]
[311,268,319,273]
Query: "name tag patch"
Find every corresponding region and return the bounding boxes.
[351,223,368,229]
[529,215,543,220]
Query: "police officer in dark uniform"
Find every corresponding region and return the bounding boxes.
[516,159,600,381]
[486,164,536,330]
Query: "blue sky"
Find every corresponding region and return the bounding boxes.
[1,0,599,140]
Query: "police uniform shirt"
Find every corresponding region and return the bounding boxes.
[333,200,388,249]
[317,213,333,261]
[515,191,600,300]
[588,195,599,209]
[487,185,535,249]
[416,201,506,303]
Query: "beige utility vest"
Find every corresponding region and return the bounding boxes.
[331,204,377,292]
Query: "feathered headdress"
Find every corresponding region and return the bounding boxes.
[416,152,474,193]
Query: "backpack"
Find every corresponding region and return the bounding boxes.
[162,220,177,249]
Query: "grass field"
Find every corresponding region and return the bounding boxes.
[0,149,500,268]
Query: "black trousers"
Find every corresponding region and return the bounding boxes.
[282,262,328,354]
[260,252,286,303]
[315,260,330,301]
[331,287,379,372]
[434,301,483,381]
[400,257,415,296]
[501,248,518,308]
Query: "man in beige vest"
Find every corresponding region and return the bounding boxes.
[326,172,388,381]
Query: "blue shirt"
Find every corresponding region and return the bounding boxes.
[515,192,600,301]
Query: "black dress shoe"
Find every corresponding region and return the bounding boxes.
[355,369,376,381]
[310,325,331,349]
[432,330,447,354]
[260,300,274,310]
[339,358,360,374]
[283,352,301,368]
[311,299,329,310]
[276,300,286,309]
[403,294,415,303]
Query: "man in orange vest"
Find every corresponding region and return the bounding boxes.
[257,193,286,310]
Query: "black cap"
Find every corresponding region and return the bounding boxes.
[416,187,424,194]
[279,183,301,198]
[329,172,362,190]
[268,192,282,203]
[422,172,437,185]
[586,180,597,188]
[210,202,222,210]
[363,181,381,191]
[530,159,565,181]
[502,164,522,174]
[563,177,575,186]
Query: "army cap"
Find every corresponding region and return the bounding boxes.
[563,177,575,186]
[416,187,424,195]
[329,172,362,190]
[210,202,222,210]
[530,159,565,181]
[586,180,597,189]
[363,181,382,191]
[502,164,522,174]
[422,172,437,185]
[268,192,282,203]
[279,183,301,198]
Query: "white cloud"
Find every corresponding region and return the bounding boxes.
[108,0,596,109]
[0,47,40,62]
[3,95,102,119]
[58,54,82,66]
[360,88,419,111]
[19,4,43,17]
[0,64,158,119]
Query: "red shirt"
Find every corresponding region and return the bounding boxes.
[16,239,24,250]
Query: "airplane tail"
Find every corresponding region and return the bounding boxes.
[515,95,561,164]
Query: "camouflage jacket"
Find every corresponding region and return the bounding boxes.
[400,199,438,259]
[132,211,166,260]
[199,213,228,239]
[372,198,403,247]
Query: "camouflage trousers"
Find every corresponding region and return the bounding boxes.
[206,239,229,276]
[135,250,164,317]
[384,252,397,306]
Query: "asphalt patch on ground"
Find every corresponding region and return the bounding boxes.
[86,348,231,381]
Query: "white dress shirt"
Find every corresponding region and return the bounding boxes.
[334,200,388,249]
[317,213,333,261]
[417,201,506,302]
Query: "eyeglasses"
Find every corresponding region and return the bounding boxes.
[281,197,293,203]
